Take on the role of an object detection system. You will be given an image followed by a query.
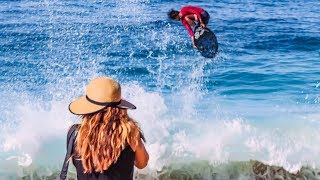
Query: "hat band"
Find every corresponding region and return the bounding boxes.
[86,95,121,107]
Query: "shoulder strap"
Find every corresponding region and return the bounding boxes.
[60,124,78,180]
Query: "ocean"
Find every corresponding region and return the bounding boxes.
[0,0,319,179]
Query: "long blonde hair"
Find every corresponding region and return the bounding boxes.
[75,107,143,173]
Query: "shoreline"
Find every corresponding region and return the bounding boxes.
[3,160,319,179]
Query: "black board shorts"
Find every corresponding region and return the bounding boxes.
[200,11,210,25]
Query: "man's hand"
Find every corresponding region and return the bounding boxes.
[191,36,197,49]
[200,23,206,28]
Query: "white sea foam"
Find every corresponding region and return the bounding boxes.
[0,100,73,168]
[1,82,320,178]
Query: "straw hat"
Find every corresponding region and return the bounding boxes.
[69,77,136,115]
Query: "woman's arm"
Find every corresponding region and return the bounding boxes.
[133,135,149,169]
[128,132,149,169]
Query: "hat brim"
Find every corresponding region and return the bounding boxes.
[117,99,136,109]
[69,96,136,115]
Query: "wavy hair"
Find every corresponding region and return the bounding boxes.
[74,107,144,173]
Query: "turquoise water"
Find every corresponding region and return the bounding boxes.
[0,0,320,179]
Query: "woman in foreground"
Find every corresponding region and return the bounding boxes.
[61,77,149,180]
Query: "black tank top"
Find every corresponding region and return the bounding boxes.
[72,145,135,180]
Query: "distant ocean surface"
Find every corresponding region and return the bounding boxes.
[0,0,320,179]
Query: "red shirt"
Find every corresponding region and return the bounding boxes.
[180,6,205,37]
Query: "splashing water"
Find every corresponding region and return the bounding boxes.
[1,0,320,179]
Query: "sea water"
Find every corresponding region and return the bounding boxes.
[0,0,319,179]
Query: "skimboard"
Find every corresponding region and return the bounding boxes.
[193,25,218,58]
